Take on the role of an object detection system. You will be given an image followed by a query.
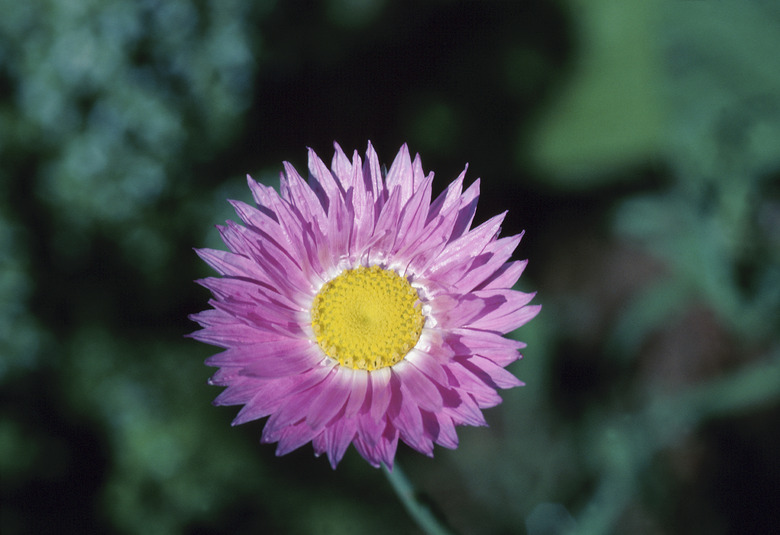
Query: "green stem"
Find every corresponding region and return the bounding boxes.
[382,461,456,535]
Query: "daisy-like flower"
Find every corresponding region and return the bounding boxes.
[189,142,539,469]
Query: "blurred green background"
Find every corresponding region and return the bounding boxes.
[1,1,779,534]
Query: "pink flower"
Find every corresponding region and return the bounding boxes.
[189,142,539,468]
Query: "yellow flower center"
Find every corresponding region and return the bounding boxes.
[311,265,425,371]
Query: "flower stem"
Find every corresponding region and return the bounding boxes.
[382,462,457,535]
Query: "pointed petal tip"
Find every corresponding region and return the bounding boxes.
[525,303,542,319]
[183,327,198,337]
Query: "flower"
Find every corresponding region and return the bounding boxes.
[189,142,539,468]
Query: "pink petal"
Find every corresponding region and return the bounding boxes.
[444,391,488,426]
[195,276,274,306]
[426,166,466,224]
[307,147,345,213]
[385,144,413,203]
[343,369,369,418]
[325,175,353,258]
[392,173,434,255]
[261,382,326,442]
[188,307,235,328]
[395,361,443,412]
[410,152,428,192]
[205,338,310,366]
[448,328,526,351]
[447,360,505,408]
[404,348,449,387]
[368,368,392,422]
[356,412,386,448]
[477,259,528,291]
[207,366,243,387]
[391,385,425,452]
[371,186,403,253]
[195,248,260,278]
[228,199,292,254]
[468,301,540,333]
[420,409,458,449]
[461,355,524,389]
[231,392,283,425]
[446,178,481,242]
[353,429,382,468]
[281,161,327,224]
[450,234,523,294]
[323,417,358,469]
[377,425,400,468]
[275,420,321,456]
[362,141,386,214]
[246,176,281,215]
[212,337,311,362]
[240,343,322,378]
[189,320,274,348]
[398,394,434,456]
[233,364,334,425]
[446,329,524,366]
[212,377,262,405]
[306,370,352,430]
[330,142,353,183]
[426,212,506,280]
[436,289,537,332]
[403,176,480,275]
[209,298,304,331]
[344,149,371,251]
[434,412,459,449]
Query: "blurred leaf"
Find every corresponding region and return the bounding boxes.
[0,202,47,382]
[606,276,691,361]
[528,0,664,185]
[526,502,577,535]
[62,326,265,534]
[661,0,780,180]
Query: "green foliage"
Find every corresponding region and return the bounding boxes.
[528,0,664,184]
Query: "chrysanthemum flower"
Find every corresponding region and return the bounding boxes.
[189,142,539,468]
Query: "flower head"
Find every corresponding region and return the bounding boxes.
[189,142,539,468]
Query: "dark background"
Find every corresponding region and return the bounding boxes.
[1,1,779,534]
